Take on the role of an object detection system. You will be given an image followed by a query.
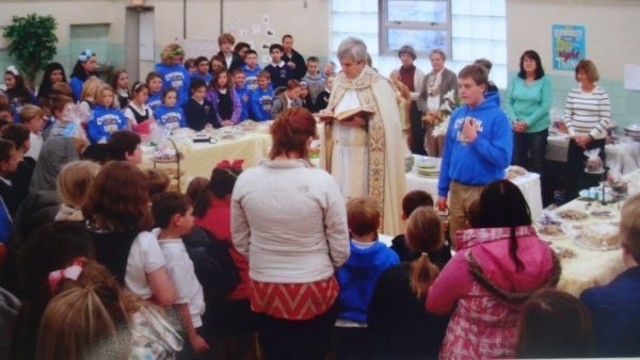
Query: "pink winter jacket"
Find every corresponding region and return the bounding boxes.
[426,226,560,360]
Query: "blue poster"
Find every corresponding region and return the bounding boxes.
[552,25,586,71]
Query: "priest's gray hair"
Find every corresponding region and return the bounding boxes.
[337,37,368,63]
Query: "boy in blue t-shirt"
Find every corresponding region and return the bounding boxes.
[249,71,274,122]
[335,196,399,358]
[242,50,262,92]
[263,44,294,90]
[232,69,250,121]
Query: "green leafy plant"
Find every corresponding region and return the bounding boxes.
[3,13,58,84]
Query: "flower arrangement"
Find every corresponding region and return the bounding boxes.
[423,90,460,138]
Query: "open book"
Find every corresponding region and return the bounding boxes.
[318,108,375,122]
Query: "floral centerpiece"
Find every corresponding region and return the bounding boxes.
[423,90,460,138]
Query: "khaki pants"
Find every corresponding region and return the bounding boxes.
[449,181,484,248]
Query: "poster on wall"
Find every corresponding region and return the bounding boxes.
[552,25,586,71]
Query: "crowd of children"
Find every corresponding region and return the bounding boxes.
[0,31,638,360]
[0,33,335,152]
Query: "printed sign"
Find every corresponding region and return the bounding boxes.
[552,25,586,71]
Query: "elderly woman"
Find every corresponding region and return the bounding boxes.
[320,37,406,235]
[563,59,611,200]
[391,45,426,155]
[418,49,458,157]
[232,108,349,360]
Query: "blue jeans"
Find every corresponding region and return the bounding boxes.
[512,129,548,176]
[513,129,550,206]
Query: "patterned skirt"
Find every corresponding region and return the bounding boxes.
[250,276,339,321]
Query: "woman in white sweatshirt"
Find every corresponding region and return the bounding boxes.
[232,107,349,360]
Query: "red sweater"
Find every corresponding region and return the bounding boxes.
[195,197,250,299]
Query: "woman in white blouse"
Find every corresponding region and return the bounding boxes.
[563,59,612,200]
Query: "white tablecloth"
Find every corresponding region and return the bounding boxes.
[406,157,543,221]
[542,169,640,296]
[546,134,640,174]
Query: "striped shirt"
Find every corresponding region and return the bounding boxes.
[563,85,611,139]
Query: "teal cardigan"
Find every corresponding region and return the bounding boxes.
[506,75,552,133]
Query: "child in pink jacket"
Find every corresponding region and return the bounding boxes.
[426,180,560,359]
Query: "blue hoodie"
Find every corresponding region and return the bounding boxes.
[146,92,163,112]
[191,72,212,85]
[437,92,513,197]
[249,85,274,121]
[155,63,191,107]
[336,240,399,324]
[154,104,186,130]
[235,85,250,121]
[242,65,263,92]
[87,105,128,144]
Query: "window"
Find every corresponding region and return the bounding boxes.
[380,0,451,56]
[330,0,507,88]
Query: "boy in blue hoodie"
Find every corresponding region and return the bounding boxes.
[232,69,250,122]
[249,71,274,121]
[436,63,512,242]
[334,197,399,359]
[241,50,262,92]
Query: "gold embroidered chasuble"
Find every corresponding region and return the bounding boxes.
[321,66,406,235]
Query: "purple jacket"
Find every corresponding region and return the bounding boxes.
[206,88,242,124]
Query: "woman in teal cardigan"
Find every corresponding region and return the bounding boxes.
[507,50,552,174]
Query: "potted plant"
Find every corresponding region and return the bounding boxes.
[2,13,58,85]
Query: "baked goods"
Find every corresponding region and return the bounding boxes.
[575,223,620,250]
[505,166,527,180]
[590,209,615,219]
[556,209,589,221]
[537,224,567,238]
[551,245,577,260]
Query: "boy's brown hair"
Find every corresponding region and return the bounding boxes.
[347,197,380,237]
[402,190,434,218]
[144,168,171,198]
[151,191,192,229]
[18,104,43,123]
[257,70,271,81]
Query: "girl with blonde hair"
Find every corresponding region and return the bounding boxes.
[54,160,101,221]
[37,258,182,360]
[155,43,190,106]
[368,206,449,359]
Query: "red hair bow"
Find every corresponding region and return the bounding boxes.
[48,257,85,292]
[215,159,244,170]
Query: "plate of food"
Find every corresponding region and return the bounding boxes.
[550,244,577,260]
[536,222,570,240]
[556,209,589,222]
[574,223,621,251]
[590,209,616,219]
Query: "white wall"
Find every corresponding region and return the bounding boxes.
[506,0,640,127]
[0,0,330,72]
[506,0,640,80]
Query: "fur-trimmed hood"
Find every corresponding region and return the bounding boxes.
[458,226,560,303]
